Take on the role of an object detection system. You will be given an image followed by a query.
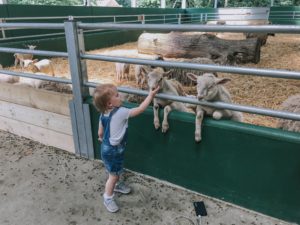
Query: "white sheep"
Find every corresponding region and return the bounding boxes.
[147,68,194,133]
[167,57,217,85]
[115,63,130,81]
[0,64,19,83]
[277,94,300,132]
[23,59,55,76]
[14,45,36,68]
[134,64,149,87]
[16,72,46,88]
[16,73,72,94]
[134,55,165,87]
[187,72,243,142]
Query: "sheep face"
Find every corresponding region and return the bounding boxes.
[22,59,34,68]
[23,59,39,72]
[27,45,37,50]
[187,73,231,101]
[147,70,163,91]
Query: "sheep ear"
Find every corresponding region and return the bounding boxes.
[33,59,39,63]
[186,73,198,82]
[162,70,172,77]
[216,78,231,84]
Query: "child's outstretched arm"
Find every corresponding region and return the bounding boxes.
[129,86,160,118]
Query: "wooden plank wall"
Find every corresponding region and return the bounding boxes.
[0,83,75,153]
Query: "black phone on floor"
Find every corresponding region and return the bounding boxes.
[193,201,207,217]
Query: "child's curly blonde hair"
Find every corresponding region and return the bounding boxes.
[93,84,117,113]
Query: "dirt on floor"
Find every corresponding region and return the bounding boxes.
[5,34,300,128]
[0,130,296,225]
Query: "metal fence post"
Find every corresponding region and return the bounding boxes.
[0,19,6,38]
[64,18,94,159]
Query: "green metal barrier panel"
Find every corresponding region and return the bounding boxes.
[0,29,142,67]
[0,4,184,39]
[4,4,93,37]
[88,99,300,224]
[0,5,184,67]
[270,6,300,25]
[0,6,9,39]
[185,8,217,24]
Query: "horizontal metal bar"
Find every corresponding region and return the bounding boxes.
[0,47,68,58]
[0,23,64,29]
[85,81,300,121]
[0,69,72,84]
[78,23,300,33]
[81,54,300,80]
[1,13,180,21]
[0,31,65,41]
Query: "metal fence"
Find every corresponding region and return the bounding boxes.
[1,7,300,40]
[0,20,300,158]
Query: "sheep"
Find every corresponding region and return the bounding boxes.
[147,68,194,133]
[115,63,130,81]
[14,45,36,68]
[277,94,300,132]
[187,72,243,142]
[166,57,217,86]
[16,73,72,94]
[16,72,47,88]
[134,64,149,86]
[0,64,19,83]
[134,55,165,87]
[23,59,55,76]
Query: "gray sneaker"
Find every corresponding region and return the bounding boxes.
[114,181,131,194]
[103,196,119,213]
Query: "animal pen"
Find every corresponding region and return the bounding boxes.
[0,5,300,224]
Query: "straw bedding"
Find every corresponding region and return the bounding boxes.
[6,34,300,128]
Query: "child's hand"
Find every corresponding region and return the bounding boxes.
[149,86,160,97]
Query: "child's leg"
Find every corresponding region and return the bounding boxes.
[105,174,119,196]
[103,173,120,213]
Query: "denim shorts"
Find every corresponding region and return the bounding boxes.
[101,143,125,176]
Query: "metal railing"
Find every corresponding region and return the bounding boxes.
[0,21,300,157]
[0,8,295,40]
[269,10,300,20]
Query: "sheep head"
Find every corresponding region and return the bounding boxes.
[187,72,231,101]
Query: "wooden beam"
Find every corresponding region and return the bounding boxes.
[0,83,72,116]
[0,100,72,135]
[0,115,75,153]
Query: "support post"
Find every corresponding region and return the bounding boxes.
[181,0,186,9]
[178,14,182,24]
[214,0,218,8]
[131,0,137,7]
[64,19,94,159]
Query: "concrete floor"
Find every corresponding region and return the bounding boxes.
[0,130,295,225]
